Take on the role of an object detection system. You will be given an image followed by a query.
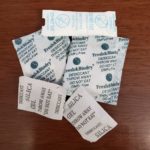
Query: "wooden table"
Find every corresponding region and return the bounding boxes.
[0,0,150,150]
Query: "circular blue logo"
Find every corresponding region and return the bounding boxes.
[106,73,112,82]
[55,14,70,28]
[15,38,22,45]
[101,43,109,50]
[31,61,38,69]
[73,57,81,65]
[48,37,55,41]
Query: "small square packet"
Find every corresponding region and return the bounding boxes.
[63,36,129,105]
[18,76,66,120]
[64,87,117,142]
[12,30,70,84]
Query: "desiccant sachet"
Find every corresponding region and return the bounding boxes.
[63,36,129,105]
[18,76,66,120]
[12,30,70,84]
[64,86,117,142]
[42,10,117,37]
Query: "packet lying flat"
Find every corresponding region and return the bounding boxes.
[64,87,117,142]
[63,36,129,105]
[12,30,70,84]
[18,76,66,120]
[42,10,117,36]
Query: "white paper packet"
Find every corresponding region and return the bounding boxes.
[42,10,117,37]
[12,30,70,84]
[63,36,129,105]
[18,76,66,120]
[64,87,117,142]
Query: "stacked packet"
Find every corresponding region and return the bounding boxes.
[12,10,129,143]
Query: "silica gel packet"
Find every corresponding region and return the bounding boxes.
[42,10,117,37]
[18,76,66,120]
[63,36,129,105]
[12,30,70,84]
[64,86,117,142]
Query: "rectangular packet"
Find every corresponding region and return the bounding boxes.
[64,87,117,142]
[18,76,66,120]
[42,10,117,37]
[12,30,70,84]
[63,36,129,105]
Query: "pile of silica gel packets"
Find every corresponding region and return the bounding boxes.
[12,10,129,142]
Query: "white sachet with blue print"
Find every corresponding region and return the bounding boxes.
[63,36,129,105]
[12,30,70,84]
[42,10,117,37]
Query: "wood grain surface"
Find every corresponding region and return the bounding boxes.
[0,0,150,150]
